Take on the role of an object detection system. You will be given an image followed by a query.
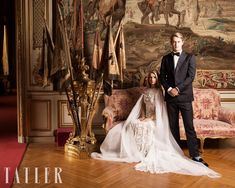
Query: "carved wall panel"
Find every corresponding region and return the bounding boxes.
[28,99,51,132]
[57,100,73,128]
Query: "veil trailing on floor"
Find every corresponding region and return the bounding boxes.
[91,88,221,178]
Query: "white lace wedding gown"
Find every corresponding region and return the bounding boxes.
[91,88,221,178]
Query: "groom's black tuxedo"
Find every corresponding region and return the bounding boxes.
[160,51,199,158]
[160,51,196,103]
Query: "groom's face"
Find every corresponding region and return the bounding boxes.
[171,36,184,52]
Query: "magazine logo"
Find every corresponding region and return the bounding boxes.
[4,167,63,184]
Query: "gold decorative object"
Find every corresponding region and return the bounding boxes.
[53,0,113,159]
[64,58,102,159]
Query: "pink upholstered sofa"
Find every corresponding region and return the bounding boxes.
[102,87,235,152]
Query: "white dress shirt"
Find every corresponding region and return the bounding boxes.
[173,50,182,69]
[167,51,182,92]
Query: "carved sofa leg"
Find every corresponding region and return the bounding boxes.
[199,138,205,153]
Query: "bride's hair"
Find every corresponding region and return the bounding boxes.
[147,70,160,88]
[147,70,164,94]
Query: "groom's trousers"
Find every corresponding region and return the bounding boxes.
[166,102,200,158]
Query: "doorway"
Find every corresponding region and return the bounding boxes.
[0,0,17,135]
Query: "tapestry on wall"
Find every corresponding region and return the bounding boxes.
[122,0,235,89]
[39,0,235,90]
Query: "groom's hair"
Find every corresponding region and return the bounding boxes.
[170,32,184,42]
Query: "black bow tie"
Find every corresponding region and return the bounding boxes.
[172,52,180,56]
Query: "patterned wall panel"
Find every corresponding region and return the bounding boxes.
[33,0,45,49]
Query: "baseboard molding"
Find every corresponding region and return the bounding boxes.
[17,136,26,143]
[29,136,55,143]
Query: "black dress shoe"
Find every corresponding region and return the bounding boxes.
[192,157,209,167]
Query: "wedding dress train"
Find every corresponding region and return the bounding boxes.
[91,88,221,178]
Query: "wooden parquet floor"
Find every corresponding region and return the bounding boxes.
[12,138,235,188]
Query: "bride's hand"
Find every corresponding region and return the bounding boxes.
[139,117,145,121]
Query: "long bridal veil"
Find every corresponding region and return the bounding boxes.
[91,89,221,178]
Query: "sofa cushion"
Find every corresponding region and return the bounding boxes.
[104,87,144,121]
[218,107,235,125]
[179,119,235,139]
[192,88,221,120]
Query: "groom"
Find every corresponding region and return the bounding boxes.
[160,32,208,167]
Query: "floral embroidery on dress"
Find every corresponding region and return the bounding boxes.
[129,88,156,156]
[143,89,156,118]
[130,120,155,156]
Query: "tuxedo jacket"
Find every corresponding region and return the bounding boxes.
[160,51,196,103]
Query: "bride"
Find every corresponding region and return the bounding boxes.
[91,71,221,178]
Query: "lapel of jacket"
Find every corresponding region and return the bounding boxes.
[168,54,175,74]
[175,51,187,73]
